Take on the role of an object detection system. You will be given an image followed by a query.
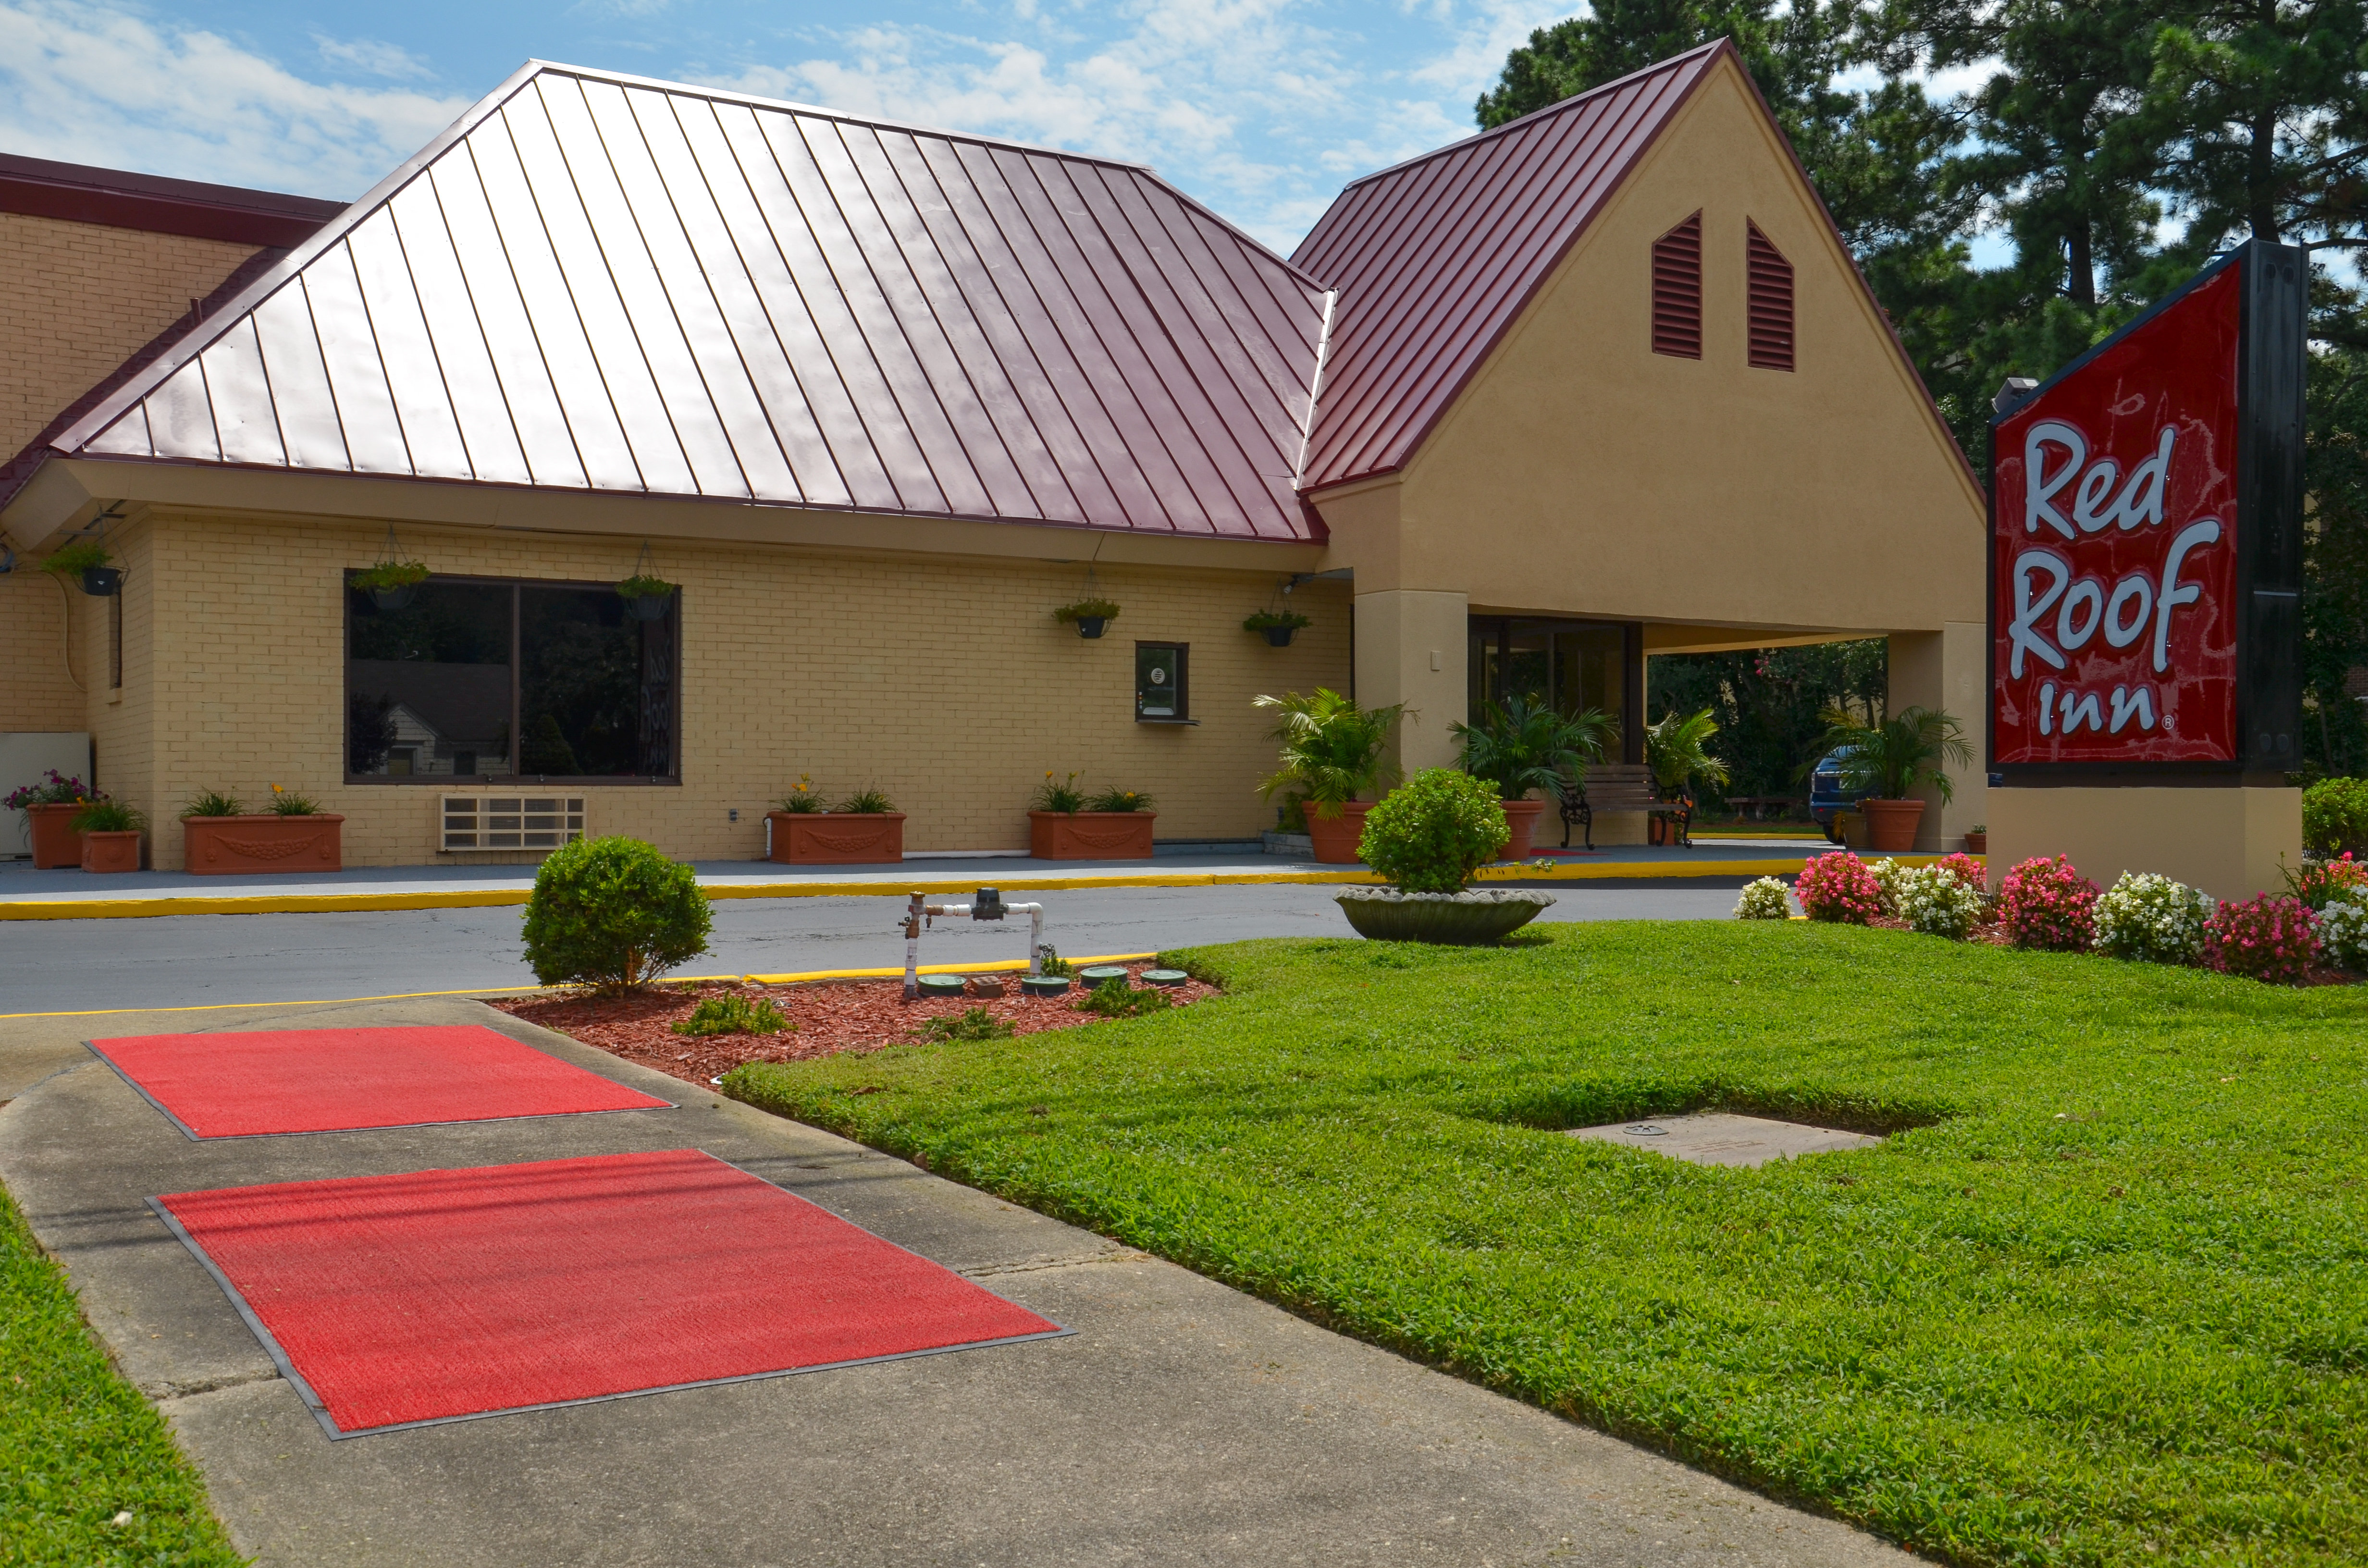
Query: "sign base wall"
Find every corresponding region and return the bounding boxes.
[1985,786,2300,900]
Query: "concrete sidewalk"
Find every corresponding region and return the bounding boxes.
[0,998,1910,1568]
[0,841,1872,921]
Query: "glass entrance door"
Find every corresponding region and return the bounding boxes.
[1468,617,1631,745]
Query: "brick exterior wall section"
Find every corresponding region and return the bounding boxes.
[0,565,88,732]
[0,212,261,459]
[116,513,1353,870]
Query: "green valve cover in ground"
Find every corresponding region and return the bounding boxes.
[916,975,965,997]
[1020,975,1073,996]
[1076,966,1130,987]
[1141,970,1189,987]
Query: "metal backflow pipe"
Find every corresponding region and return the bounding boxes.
[902,887,1044,999]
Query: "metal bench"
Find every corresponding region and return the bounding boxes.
[1557,764,1690,849]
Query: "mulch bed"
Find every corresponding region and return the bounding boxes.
[490,961,1217,1088]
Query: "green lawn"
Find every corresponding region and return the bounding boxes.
[0,1184,244,1567]
[726,923,2368,1568]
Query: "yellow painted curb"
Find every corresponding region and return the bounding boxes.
[0,955,1162,1020]
[0,855,1966,920]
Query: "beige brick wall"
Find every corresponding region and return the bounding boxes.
[121,511,1352,869]
[0,564,88,731]
[0,212,262,457]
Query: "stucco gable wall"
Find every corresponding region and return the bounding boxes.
[1386,58,1984,632]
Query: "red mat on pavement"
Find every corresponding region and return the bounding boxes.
[151,1149,1066,1436]
[87,1026,673,1139]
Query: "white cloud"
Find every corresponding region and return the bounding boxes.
[0,1,469,201]
[314,35,439,82]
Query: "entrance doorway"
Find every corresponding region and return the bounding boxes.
[1467,617,1642,762]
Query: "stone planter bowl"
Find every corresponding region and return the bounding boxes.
[1335,888,1556,945]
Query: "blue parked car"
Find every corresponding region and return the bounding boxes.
[1807,748,1870,844]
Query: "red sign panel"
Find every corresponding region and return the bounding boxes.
[1990,266,2241,764]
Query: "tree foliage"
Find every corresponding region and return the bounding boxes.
[1482,0,2368,778]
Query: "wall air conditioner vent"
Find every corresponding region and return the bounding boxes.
[440,795,587,852]
[1651,210,1703,359]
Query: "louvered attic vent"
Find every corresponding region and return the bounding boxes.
[1651,211,1703,358]
[1746,220,1795,371]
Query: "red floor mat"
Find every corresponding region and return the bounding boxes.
[152,1149,1066,1436]
[87,1026,672,1138]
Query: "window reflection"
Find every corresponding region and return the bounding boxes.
[1468,619,1627,730]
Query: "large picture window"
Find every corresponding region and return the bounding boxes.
[345,576,677,783]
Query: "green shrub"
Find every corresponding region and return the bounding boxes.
[2303,776,2368,855]
[69,799,146,833]
[1086,784,1154,812]
[1357,768,1508,893]
[1033,771,1087,812]
[923,1006,1014,1041]
[1075,977,1172,1017]
[1036,944,1073,978]
[673,994,791,1037]
[267,784,321,815]
[835,786,896,814]
[181,789,244,819]
[521,836,712,992]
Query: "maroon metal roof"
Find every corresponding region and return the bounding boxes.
[52,63,1332,541]
[1290,42,1727,492]
[0,153,344,247]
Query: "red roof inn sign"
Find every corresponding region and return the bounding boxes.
[1989,240,2307,777]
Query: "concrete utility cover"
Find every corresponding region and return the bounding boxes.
[1568,1113,1881,1167]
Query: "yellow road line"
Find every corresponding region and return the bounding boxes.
[0,955,1162,1020]
[0,856,1964,921]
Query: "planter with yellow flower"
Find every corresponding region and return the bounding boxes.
[1028,775,1156,860]
[179,786,345,875]
[768,778,905,864]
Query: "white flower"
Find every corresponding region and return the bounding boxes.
[2319,898,2368,971]
[1892,863,1986,939]
[1734,877,1794,920]
[2093,872,2210,964]
[1865,857,1907,915]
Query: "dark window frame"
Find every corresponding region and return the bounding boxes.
[1135,640,1190,723]
[343,570,682,786]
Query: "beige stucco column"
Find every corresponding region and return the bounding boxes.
[1354,589,1467,780]
[1887,623,1988,852]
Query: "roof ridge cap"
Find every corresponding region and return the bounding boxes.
[1338,37,1732,194]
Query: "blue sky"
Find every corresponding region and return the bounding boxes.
[0,0,1604,253]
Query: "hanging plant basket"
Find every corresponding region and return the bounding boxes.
[617,574,677,621]
[1244,609,1311,647]
[1054,598,1120,640]
[41,537,117,597]
[349,527,429,611]
[82,566,123,597]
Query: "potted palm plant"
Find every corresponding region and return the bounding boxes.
[1644,708,1729,846]
[1255,689,1408,864]
[7,769,96,868]
[768,781,904,864]
[1028,773,1157,859]
[1808,705,1967,852]
[180,785,345,874]
[1451,696,1616,860]
[72,798,147,872]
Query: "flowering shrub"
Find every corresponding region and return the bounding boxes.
[2204,894,2319,985]
[1795,851,1884,924]
[2319,899,2368,971]
[1997,855,2099,952]
[4,769,97,816]
[1932,852,1989,892]
[1864,856,1907,914]
[2281,852,2368,912]
[1733,877,1793,919]
[1893,862,1986,939]
[2092,872,2211,965]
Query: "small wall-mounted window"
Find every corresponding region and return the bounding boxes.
[1136,643,1187,720]
[1651,210,1702,358]
[1746,220,1795,371]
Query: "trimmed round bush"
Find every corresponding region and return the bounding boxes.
[2092,872,2210,966]
[2319,898,2368,971]
[1733,877,1793,919]
[1893,862,1986,939]
[1998,855,2099,952]
[2205,893,2319,985]
[1795,850,1884,924]
[1358,768,1509,893]
[2302,776,2368,856]
[522,835,713,991]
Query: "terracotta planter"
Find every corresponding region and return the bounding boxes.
[1500,797,1545,860]
[1648,811,1672,847]
[80,830,141,873]
[1028,810,1155,860]
[1861,798,1926,853]
[768,811,904,865]
[26,802,83,869]
[1305,800,1375,865]
[183,814,345,875]
[1962,831,1987,856]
